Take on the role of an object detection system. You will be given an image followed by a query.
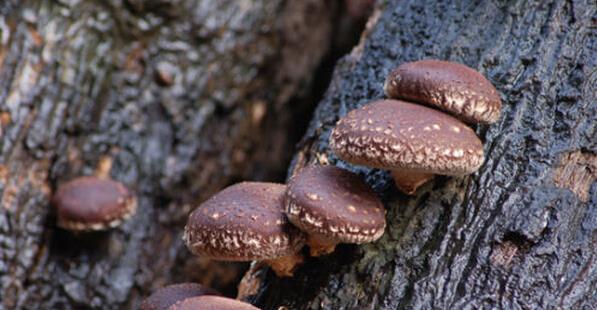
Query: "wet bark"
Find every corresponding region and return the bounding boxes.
[0,0,338,309]
[252,0,597,309]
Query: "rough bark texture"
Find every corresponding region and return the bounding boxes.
[252,0,597,309]
[0,0,338,309]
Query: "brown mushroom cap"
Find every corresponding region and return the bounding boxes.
[168,296,260,310]
[285,166,386,243]
[52,176,137,231]
[384,59,502,124]
[184,182,305,261]
[329,99,484,176]
[140,283,219,310]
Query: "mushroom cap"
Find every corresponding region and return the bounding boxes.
[168,296,260,310]
[384,59,502,124]
[184,182,305,261]
[52,176,137,231]
[329,99,484,175]
[285,165,386,244]
[140,283,219,310]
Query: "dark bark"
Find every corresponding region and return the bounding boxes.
[0,0,338,309]
[251,0,597,309]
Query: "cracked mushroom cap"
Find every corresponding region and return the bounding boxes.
[52,176,137,231]
[329,99,484,175]
[384,59,502,124]
[140,283,219,310]
[184,182,305,261]
[168,296,260,310]
[285,165,386,243]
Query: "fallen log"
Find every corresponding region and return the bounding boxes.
[251,0,597,309]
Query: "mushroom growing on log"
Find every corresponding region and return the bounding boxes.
[52,176,137,231]
[284,165,386,256]
[330,99,484,194]
[384,59,502,124]
[184,182,305,277]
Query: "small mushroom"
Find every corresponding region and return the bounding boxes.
[52,176,137,231]
[329,99,484,195]
[140,283,219,310]
[384,59,502,124]
[284,165,386,256]
[168,296,260,310]
[183,182,305,277]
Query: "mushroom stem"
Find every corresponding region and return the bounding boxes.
[391,170,435,195]
[237,262,262,300]
[95,156,113,179]
[307,234,338,257]
[263,252,304,277]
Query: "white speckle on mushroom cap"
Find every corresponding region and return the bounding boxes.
[384,59,502,124]
[284,166,386,244]
[307,193,320,201]
[329,100,484,176]
[184,182,305,261]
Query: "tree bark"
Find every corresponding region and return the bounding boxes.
[0,0,338,308]
[251,0,597,309]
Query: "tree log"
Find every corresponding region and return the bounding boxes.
[251,0,597,309]
[0,0,338,308]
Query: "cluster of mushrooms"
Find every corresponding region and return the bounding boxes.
[331,60,502,194]
[51,60,501,309]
